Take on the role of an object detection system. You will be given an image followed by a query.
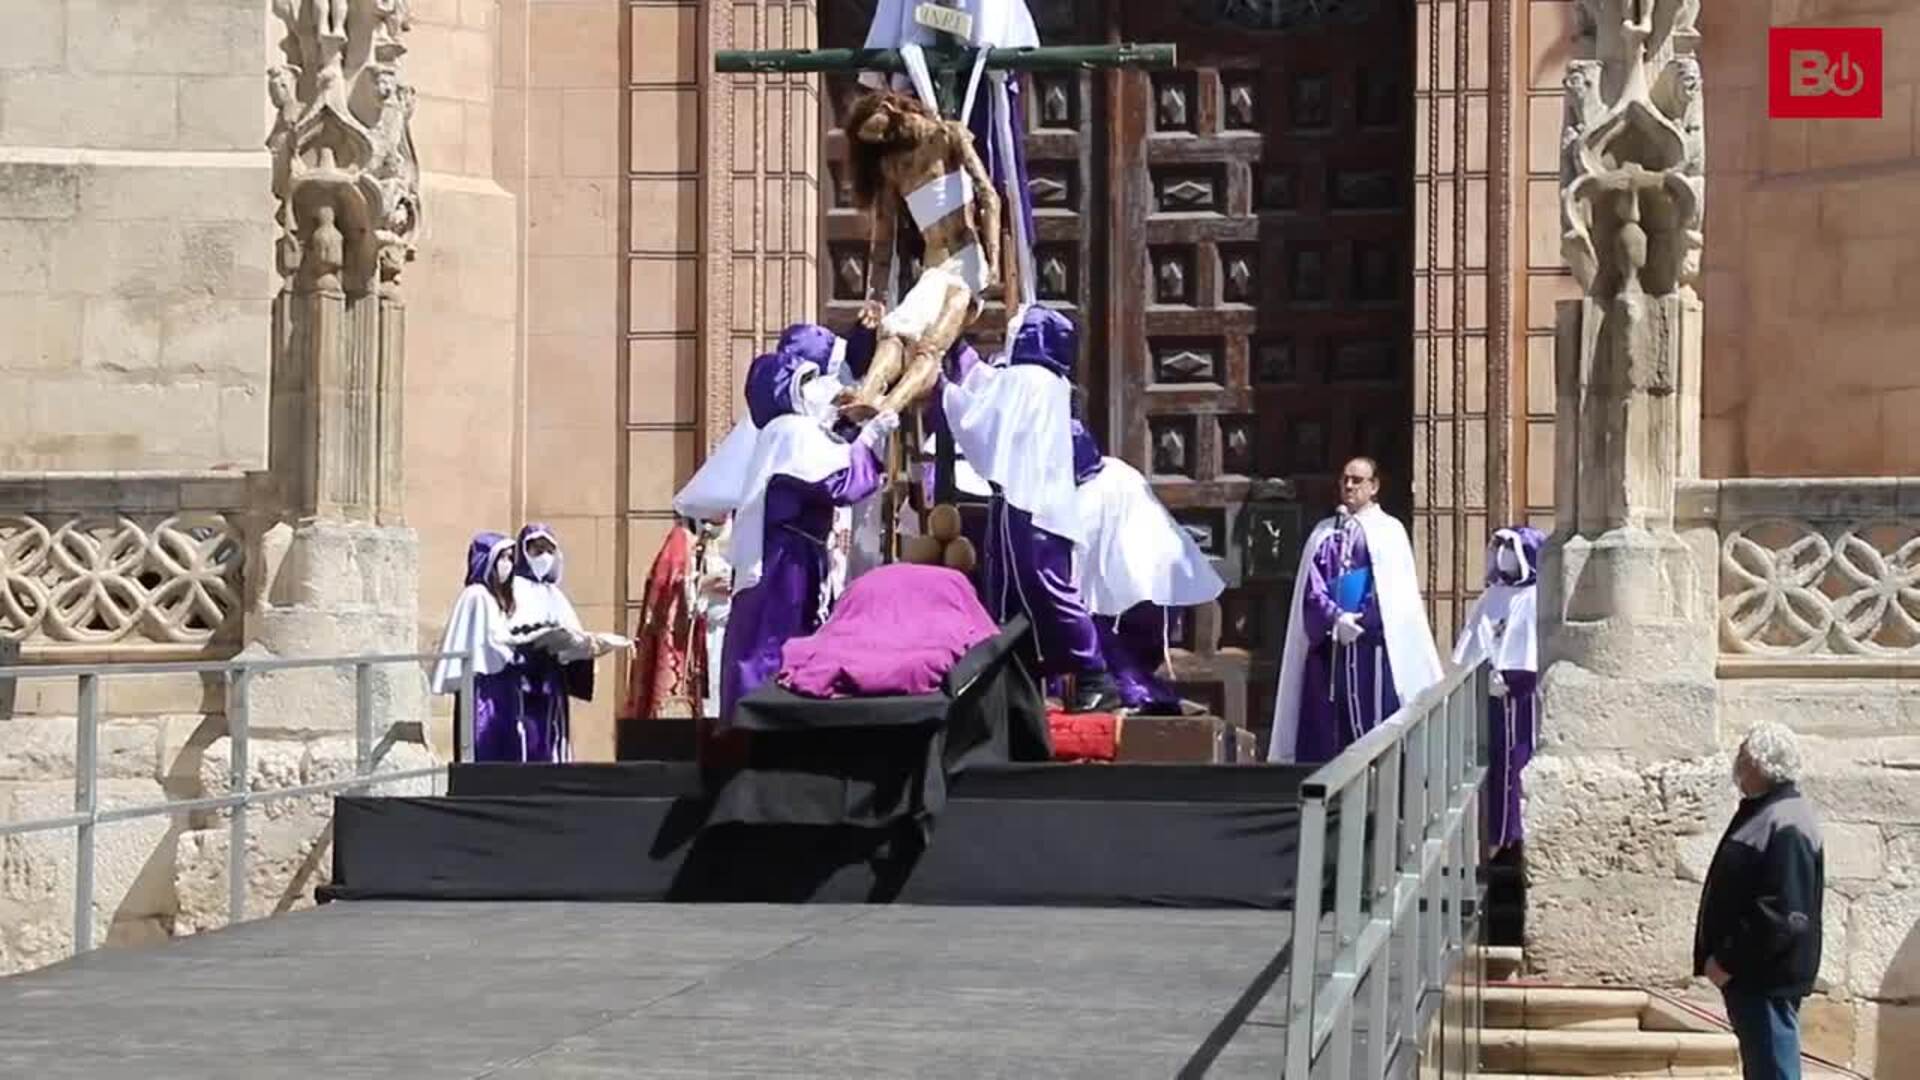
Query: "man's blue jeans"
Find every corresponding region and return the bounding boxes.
[1722,989,1801,1080]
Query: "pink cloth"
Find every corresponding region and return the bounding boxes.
[777,564,998,698]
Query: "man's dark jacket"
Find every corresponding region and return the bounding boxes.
[1693,782,1824,997]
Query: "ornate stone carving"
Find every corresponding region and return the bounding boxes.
[1560,0,1704,300]
[1722,520,1920,659]
[1548,0,1707,537]
[268,0,423,298]
[1678,480,1920,664]
[265,0,421,525]
[0,513,243,650]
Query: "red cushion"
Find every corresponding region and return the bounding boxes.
[1048,710,1120,762]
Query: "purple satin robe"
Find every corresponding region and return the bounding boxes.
[981,498,1107,681]
[459,671,530,763]
[1488,669,1537,849]
[1098,603,1185,712]
[718,449,883,724]
[1295,523,1399,764]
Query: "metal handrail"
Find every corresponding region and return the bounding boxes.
[1284,659,1489,1079]
[0,651,472,956]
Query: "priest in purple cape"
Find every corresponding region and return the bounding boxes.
[506,524,609,763]
[942,307,1116,711]
[1452,526,1544,852]
[717,342,894,731]
[430,531,529,761]
[1267,457,1444,764]
[1068,420,1225,713]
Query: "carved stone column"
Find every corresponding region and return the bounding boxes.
[1539,0,1714,695]
[248,0,427,733]
[1524,0,1719,984]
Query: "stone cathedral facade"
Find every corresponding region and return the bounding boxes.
[0,0,1916,1069]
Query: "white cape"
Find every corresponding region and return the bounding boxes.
[429,584,515,694]
[1266,505,1444,763]
[728,413,855,594]
[1452,583,1537,673]
[510,573,590,660]
[1073,456,1223,616]
[673,419,760,521]
[941,360,1081,543]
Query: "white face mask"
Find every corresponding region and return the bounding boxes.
[797,374,839,425]
[528,553,557,580]
[492,556,514,584]
[1495,546,1521,576]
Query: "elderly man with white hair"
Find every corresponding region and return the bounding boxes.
[1694,722,1825,1080]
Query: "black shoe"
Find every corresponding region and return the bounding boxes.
[1070,673,1121,714]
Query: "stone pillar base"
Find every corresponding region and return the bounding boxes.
[241,519,427,740]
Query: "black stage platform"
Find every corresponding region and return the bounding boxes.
[0,901,1295,1078]
[328,762,1318,909]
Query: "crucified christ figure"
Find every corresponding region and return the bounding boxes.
[836,90,1003,423]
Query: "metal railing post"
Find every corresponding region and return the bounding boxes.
[1326,773,1370,1078]
[72,672,99,954]
[1284,793,1329,1080]
[1361,738,1403,1078]
[354,662,374,783]
[457,664,476,765]
[227,667,251,927]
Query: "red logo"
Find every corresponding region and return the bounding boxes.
[1769,27,1882,119]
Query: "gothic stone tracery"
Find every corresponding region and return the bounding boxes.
[266,0,421,524]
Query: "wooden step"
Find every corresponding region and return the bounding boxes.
[1480,986,1652,1031]
[1479,1028,1740,1076]
[1113,715,1252,763]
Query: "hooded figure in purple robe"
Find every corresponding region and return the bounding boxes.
[718,342,893,729]
[1452,526,1544,852]
[1066,420,1226,713]
[507,524,597,763]
[942,307,1114,710]
[430,532,531,761]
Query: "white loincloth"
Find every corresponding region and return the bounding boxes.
[879,244,987,341]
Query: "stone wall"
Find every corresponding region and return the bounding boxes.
[0,697,435,974]
[0,0,275,472]
[1529,478,1920,1075]
[1696,0,1920,478]
[405,0,521,753]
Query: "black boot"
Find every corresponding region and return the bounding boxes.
[1070,672,1121,714]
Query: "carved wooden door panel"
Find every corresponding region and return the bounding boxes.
[1107,0,1416,737]
[816,1,1107,359]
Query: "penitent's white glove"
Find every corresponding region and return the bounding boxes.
[1332,611,1363,646]
[1489,670,1509,698]
[856,410,900,453]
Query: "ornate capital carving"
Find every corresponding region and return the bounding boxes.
[1560,0,1703,300]
[268,0,421,298]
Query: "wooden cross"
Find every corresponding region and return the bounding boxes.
[716,12,1175,550]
